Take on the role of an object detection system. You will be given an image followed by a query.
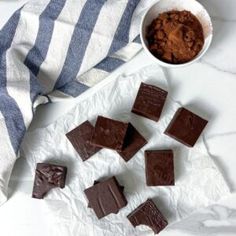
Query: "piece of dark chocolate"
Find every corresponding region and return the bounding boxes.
[32,163,67,199]
[66,121,101,161]
[90,116,129,151]
[127,199,168,234]
[145,150,174,186]
[118,123,147,162]
[164,107,208,147]
[132,83,168,122]
[84,176,127,219]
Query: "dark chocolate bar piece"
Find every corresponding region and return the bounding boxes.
[90,116,129,151]
[84,176,127,219]
[132,83,168,122]
[127,199,168,234]
[32,163,67,199]
[66,121,101,161]
[145,150,174,186]
[164,107,208,147]
[118,123,147,162]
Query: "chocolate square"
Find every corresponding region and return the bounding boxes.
[90,116,129,151]
[145,150,174,186]
[118,123,147,162]
[66,121,101,161]
[164,107,208,147]
[32,163,67,199]
[132,83,168,122]
[127,199,168,234]
[84,176,127,219]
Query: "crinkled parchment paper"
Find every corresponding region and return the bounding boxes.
[21,65,230,236]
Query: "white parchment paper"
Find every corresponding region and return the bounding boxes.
[21,65,230,236]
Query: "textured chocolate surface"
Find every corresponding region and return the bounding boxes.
[90,116,129,151]
[145,150,174,186]
[84,176,127,219]
[164,107,208,147]
[32,163,67,199]
[66,121,101,161]
[127,199,168,234]
[132,83,168,122]
[118,123,147,162]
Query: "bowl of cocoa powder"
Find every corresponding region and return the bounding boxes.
[140,0,213,67]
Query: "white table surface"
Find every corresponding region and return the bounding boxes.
[1,0,236,235]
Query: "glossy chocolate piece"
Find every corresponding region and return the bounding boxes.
[66,121,101,161]
[145,150,174,186]
[90,116,129,151]
[84,176,127,219]
[164,107,208,147]
[132,83,168,122]
[127,199,168,234]
[32,163,67,199]
[118,123,147,162]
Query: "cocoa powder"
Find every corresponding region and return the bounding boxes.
[146,10,204,64]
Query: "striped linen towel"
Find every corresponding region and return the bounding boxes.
[0,0,157,205]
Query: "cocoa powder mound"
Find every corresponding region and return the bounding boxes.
[146,10,204,64]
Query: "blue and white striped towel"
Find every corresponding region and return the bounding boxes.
[0,0,157,205]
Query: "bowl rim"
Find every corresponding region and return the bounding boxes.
[140,0,213,68]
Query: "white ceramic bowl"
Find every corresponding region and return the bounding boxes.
[140,0,213,68]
